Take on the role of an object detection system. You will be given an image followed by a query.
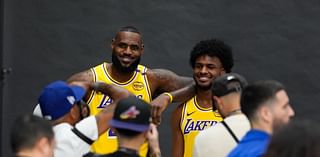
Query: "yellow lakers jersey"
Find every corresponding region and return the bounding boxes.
[180,96,223,157]
[88,62,152,156]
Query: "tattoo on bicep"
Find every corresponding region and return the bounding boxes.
[154,70,180,91]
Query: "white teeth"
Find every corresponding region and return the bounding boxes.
[122,57,132,62]
[199,77,209,81]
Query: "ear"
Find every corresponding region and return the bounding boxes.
[260,106,272,124]
[70,105,79,120]
[36,137,52,155]
[140,44,144,55]
[213,96,221,107]
[111,38,115,49]
[213,96,223,111]
[220,69,226,75]
[81,105,90,118]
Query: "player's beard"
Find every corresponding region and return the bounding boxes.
[272,117,289,133]
[112,53,140,73]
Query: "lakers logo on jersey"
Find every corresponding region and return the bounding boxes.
[96,95,113,109]
[183,119,218,134]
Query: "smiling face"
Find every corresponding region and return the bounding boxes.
[111,31,144,73]
[193,55,225,90]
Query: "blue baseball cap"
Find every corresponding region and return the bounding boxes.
[38,81,86,120]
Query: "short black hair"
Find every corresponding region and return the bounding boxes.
[115,128,141,138]
[189,39,234,73]
[264,120,320,157]
[10,115,54,153]
[118,26,141,34]
[240,80,285,120]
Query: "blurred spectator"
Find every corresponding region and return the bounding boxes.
[228,80,295,157]
[10,114,55,157]
[264,119,320,157]
[37,81,130,157]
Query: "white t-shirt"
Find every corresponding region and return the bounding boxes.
[53,116,98,157]
[193,114,250,157]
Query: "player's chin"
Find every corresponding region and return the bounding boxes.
[196,82,212,90]
[119,62,133,68]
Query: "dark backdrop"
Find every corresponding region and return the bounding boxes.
[2,0,320,156]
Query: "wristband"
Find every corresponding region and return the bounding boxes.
[163,92,173,103]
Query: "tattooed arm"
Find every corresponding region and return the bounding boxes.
[67,70,94,101]
[148,69,192,94]
[147,69,195,124]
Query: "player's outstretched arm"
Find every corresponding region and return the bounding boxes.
[69,81,131,136]
[147,69,194,97]
[171,104,184,157]
[92,82,132,101]
[67,70,94,101]
[151,84,196,125]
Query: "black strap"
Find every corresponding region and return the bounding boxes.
[221,121,239,143]
[71,127,94,145]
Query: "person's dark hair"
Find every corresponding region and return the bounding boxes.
[118,26,141,34]
[264,119,320,157]
[189,39,234,73]
[10,115,54,153]
[241,80,285,120]
[115,128,141,138]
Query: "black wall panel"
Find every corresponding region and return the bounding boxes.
[3,0,320,156]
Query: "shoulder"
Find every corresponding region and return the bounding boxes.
[67,69,94,83]
[53,123,74,145]
[53,123,72,133]
[67,62,110,83]
[225,114,250,127]
[75,116,98,140]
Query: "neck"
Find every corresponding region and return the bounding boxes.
[118,135,145,152]
[221,94,241,118]
[196,89,212,108]
[251,121,273,134]
[109,64,135,82]
[225,109,242,117]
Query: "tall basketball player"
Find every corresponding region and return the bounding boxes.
[67,26,194,156]
[171,39,234,157]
